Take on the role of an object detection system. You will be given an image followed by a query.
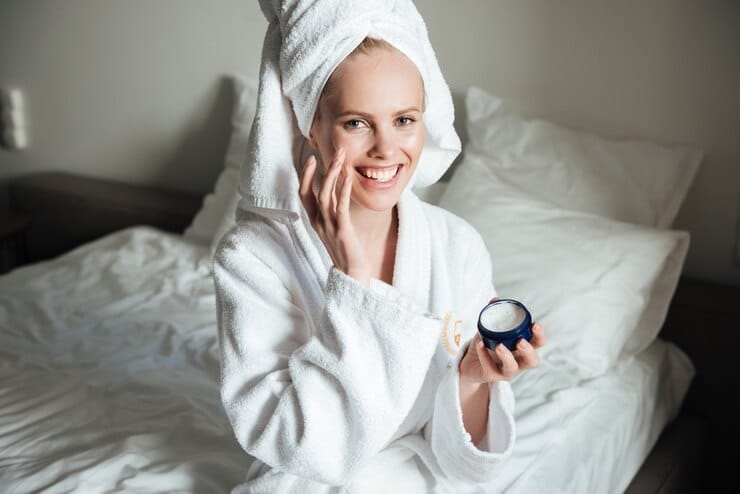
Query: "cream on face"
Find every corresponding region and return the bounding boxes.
[480,302,526,332]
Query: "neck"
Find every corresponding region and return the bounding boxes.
[349,202,397,246]
[347,200,400,286]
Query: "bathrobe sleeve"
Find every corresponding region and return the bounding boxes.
[213,235,444,486]
[423,232,516,484]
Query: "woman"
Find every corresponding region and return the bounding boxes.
[213,3,545,493]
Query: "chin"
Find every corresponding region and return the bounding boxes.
[352,190,402,212]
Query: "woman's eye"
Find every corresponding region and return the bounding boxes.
[344,119,364,129]
[397,116,415,126]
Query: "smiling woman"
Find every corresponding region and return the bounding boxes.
[212,1,544,493]
[301,39,426,285]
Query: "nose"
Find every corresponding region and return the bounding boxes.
[368,124,397,159]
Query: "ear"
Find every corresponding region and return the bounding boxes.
[308,105,322,149]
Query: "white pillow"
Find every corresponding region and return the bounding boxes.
[183,74,258,249]
[464,86,703,229]
[438,153,690,378]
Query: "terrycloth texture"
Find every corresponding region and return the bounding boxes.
[218,1,506,491]
[238,0,462,218]
[213,190,516,493]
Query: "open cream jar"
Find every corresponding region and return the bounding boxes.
[477,299,533,351]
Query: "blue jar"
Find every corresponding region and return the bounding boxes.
[477,299,533,351]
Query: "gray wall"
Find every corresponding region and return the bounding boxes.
[0,0,264,195]
[1,0,739,286]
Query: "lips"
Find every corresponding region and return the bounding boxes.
[355,164,401,183]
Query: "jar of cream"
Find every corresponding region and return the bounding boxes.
[477,299,533,351]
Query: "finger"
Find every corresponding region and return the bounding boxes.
[333,166,347,215]
[336,171,352,228]
[318,148,345,221]
[474,339,500,382]
[488,296,499,304]
[337,155,353,214]
[476,340,517,382]
[299,155,319,220]
[530,322,546,348]
[333,167,343,212]
[513,338,540,369]
[494,344,519,379]
[330,147,348,216]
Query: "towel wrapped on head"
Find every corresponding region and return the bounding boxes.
[238,0,462,220]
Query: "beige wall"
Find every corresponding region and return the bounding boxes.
[1,0,739,286]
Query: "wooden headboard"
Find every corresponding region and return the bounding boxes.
[8,171,202,263]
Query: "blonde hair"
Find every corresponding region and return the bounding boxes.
[350,37,395,57]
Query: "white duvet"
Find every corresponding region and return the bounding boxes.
[0,227,693,493]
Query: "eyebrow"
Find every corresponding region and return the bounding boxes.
[335,107,422,119]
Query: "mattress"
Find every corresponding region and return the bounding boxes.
[0,226,693,493]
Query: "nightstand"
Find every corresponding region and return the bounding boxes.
[0,213,31,275]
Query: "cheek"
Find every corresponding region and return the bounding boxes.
[328,129,368,162]
[329,128,359,149]
[402,127,425,162]
[312,125,343,172]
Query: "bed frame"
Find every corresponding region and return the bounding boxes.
[10,170,732,494]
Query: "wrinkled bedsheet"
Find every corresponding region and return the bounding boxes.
[0,226,693,493]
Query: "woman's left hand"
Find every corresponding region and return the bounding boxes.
[459,297,546,385]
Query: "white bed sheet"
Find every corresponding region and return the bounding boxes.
[0,226,693,493]
[480,335,693,494]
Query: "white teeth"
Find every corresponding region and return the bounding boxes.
[360,165,399,182]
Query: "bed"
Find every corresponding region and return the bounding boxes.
[0,78,715,493]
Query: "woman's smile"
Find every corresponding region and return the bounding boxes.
[354,164,403,187]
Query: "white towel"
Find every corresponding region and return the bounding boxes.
[237,0,462,220]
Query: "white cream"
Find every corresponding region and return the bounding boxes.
[480,302,525,332]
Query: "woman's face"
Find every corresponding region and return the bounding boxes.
[309,46,425,213]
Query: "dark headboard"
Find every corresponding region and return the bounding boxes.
[8,171,202,263]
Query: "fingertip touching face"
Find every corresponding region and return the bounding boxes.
[308,39,425,213]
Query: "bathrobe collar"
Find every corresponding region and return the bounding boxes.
[392,189,432,311]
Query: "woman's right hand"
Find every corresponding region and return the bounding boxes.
[299,147,372,285]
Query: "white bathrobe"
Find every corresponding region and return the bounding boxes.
[212,188,516,493]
